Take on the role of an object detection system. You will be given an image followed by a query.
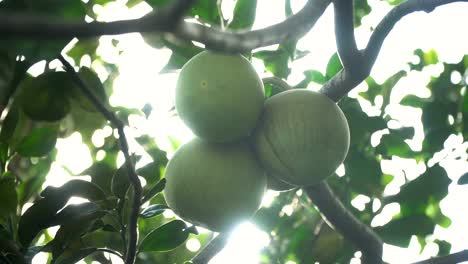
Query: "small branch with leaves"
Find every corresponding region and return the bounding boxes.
[58,56,142,264]
[322,0,468,101]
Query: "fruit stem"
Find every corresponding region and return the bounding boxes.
[262,77,293,92]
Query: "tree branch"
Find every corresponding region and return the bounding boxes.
[333,0,362,69]
[321,0,468,101]
[191,233,229,264]
[0,0,332,53]
[364,0,468,71]
[58,56,142,264]
[0,0,196,38]
[171,0,331,52]
[412,250,468,264]
[304,182,383,264]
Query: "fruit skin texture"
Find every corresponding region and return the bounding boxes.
[176,51,265,142]
[266,173,296,192]
[253,89,350,186]
[163,138,267,232]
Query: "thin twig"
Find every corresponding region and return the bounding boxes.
[58,56,142,264]
[304,182,383,264]
[191,233,229,264]
[333,0,362,69]
[0,0,332,53]
[412,250,468,264]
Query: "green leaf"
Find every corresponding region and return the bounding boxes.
[49,202,105,227]
[111,163,130,199]
[254,49,290,79]
[66,38,100,63]
[41,179,107,202]
[457,172,468,185]
[18,197,68,247]
[376,214,434,247]
[421,101,454,154]
[389,165,451,209]
[228,0,257,29]
[0,52,15,106]
[339,97,387,146]
[80,231,124,252]
[159,39,203,73]
[17,72,72,121]
[409,49,439,71]
[0,238,21,256]
[17,154,54,205]
[190,0,220,25]
[135,136,168,167]
[16,126,58,157]
[78,159,117,195]
[400,94,428,108]
[139,220,189,252]
[295,70,326,88]
[0,105,20,144]
[0,178,17,221]
[386,0,406,5]
[361,70,406,107]
[140,204,169,219]
[143,178,166,203]
[354,0,371,27]
[344,148,383,196]
[434,239,451,256]
[376,133,415,158]
[70,67,107,112]
[390,127,415,139]
[137,161,162,186]
[68,100,107,141]
[144,0,171,7]
[54,248,96,264]
[326,53,343,79]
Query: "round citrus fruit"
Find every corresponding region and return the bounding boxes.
[252,89,350,186]
[175,51,264,142]
[164,138,267,232]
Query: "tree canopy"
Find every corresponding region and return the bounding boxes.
[0,0,467,264]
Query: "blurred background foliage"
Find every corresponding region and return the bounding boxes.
[0,0,467,263]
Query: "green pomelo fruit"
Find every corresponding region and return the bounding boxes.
[253,89,350,186]
[164,138,267,232]
[176,51,265,142]
[267,173,296,192]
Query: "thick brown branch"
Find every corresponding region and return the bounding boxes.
[0,0,332,53]
[412,250,468,264]
[58,56,143,264]
[171,0,331,52]
[304,182,383,264]
[333,0,362,69]
[191,233,229,264]
[0,0,196,38]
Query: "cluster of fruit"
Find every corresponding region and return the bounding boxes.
[163,51,350,232]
